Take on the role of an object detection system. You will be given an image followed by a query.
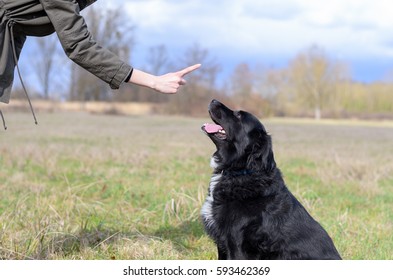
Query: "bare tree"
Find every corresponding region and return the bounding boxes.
[181,43,221,92]
[68,62,78,101]
[227,63,275,116]
[33,34,60,99]
[230,63,254,101]
[146,44,170,76]
[141,45,171,103]
[289,45,349,119]
[115,44,172,103]
[70,6,135,101]
[254,66,292,116]
[166,43,221,115]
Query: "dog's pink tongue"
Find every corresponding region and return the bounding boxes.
[204,123,223,133]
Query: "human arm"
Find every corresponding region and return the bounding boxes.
[128,64,201,94]
[39,0,131,89]
[39,0,201,94]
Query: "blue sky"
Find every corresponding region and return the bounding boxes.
[19,0,393,91]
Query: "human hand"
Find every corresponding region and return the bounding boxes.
[154,64,201,94]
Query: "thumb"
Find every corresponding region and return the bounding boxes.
[179,78,187,85]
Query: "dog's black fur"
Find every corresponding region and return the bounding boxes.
[201,99,341,260]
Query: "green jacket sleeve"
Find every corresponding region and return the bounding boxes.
[39,0,132,89]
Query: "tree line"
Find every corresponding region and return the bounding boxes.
[18,6,393,119]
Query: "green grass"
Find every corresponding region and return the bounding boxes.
[0,112,392,259]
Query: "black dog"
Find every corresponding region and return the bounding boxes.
[201,99,341,260]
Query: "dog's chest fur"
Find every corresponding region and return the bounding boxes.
[200,174,220,229]
[201,157,253,240]
[201,157,222,229]
[201,157,221,231]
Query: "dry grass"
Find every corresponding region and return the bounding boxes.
[5,100,156,115]
[0,112,392,259]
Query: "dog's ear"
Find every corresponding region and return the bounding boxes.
[247,129,276,172]
[261,138,276,172]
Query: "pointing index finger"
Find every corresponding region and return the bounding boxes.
[178,64,201,77]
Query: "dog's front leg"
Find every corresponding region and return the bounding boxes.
[217,244,228,260]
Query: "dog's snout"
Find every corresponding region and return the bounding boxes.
[209,99,220,112]
[209,99,220,109]
[209,99,232,121]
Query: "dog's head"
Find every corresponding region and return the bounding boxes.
[202,99,276,173]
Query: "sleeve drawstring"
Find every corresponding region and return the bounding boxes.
[9,21,38,126]
[0,109,7,130]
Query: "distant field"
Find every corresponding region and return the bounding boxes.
[0,112,392,260]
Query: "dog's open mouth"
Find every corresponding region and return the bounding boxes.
[202,123,227,140]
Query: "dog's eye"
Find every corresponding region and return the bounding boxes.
[234,111,242,119]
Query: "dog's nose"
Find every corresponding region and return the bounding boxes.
[209,99,220,110]
[211,99,222,107]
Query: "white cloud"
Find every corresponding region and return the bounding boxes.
[242,0,301,20]
[117,0,393,80]
[18,0,393,93]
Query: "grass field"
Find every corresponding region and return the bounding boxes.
[0,112,392,260]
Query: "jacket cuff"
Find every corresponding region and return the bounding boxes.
[109,63,133,90]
